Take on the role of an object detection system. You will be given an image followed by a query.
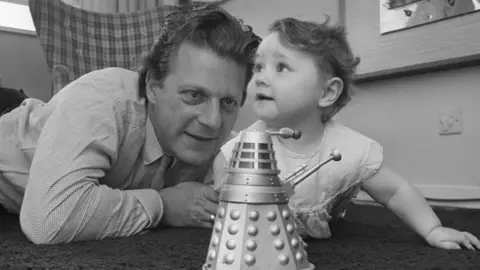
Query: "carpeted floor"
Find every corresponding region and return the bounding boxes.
[1,203,479,270]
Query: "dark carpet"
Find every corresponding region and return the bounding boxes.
[1,203,479,270]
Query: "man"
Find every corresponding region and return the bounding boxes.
[0,5,260,244]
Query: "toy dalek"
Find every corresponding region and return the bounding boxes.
[203,128,342,270]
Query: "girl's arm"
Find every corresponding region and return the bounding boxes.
[361,166,479,250]
[361,166,441,239]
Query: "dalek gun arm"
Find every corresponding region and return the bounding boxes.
[282,150,342,197]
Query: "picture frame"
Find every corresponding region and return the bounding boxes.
[379,0,480,35]
[343,0,480,82]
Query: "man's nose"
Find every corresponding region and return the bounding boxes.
[198,101,222,130]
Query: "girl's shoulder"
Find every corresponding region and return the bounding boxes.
[323,120,384,182]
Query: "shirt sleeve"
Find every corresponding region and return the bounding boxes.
[211,152,229,187]
[19,78,163,244]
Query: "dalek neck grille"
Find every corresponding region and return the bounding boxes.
[220,129,287,204]
[227,130,279,175]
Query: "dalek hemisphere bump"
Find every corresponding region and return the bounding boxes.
[203,128,342,270]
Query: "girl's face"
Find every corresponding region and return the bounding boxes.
[248,32,325,126]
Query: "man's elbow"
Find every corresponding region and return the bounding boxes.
[19,201,66,245]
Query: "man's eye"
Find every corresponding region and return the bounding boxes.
[222,98,238,108]
[184,90,202,100]
[252,63,263,73]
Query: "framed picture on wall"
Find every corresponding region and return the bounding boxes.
[345,0,480,81]
[380,0,480,35]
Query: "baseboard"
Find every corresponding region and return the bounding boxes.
[354,184,480,209]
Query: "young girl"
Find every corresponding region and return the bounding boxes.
[212,17,479,250]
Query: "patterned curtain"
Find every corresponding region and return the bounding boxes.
[29,0,187,94]
[29,0,231,95]
[61,0,229,13]
[62,0,163,13]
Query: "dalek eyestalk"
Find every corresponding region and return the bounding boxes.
[266,127,302,139]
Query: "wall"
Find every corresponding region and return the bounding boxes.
[223,0,480,208]
[342,0,480,208]
[0,30,52,101]
[336,66,480,208]
[221,0,340,38]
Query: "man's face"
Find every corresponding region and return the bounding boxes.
[147,42,246,165]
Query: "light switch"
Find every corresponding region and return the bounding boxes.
[438,108,462,135]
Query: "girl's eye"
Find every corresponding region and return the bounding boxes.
[276,62,290,72]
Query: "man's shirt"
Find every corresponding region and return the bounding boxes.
[0,67,216,244]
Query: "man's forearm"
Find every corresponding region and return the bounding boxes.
[21,178,164,244]
[385,181,441,239]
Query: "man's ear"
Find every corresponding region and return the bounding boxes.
[318,77,344,108]
[146,77,161,105]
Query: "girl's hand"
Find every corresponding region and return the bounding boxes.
[425,226,480,250]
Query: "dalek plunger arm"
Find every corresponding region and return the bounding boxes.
[291,149,342,187]
[266,127,343,193]
[281,149,342,197]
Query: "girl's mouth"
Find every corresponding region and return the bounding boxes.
[255,93,274,101]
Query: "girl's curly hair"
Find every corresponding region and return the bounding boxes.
[269,16,360,122]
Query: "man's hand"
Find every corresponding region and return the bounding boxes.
[164,157,215,187]
[426,226,480,250]
[158,182,219,228]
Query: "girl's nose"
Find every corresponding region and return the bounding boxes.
[255,74,270,87]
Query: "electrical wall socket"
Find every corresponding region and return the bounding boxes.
[438,108,462,135]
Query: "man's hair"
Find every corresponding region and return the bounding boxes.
[269,16,360,122]
[138,4,261,106]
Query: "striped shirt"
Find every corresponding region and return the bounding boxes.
[0,67,216,244]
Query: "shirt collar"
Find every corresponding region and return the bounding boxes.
[143,116,164,165]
